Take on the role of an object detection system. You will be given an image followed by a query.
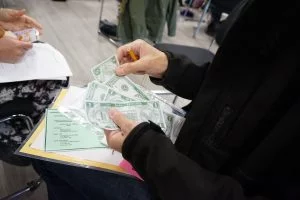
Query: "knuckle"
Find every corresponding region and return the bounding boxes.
[135,39,144,45]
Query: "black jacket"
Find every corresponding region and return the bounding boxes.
[122,0,300,199]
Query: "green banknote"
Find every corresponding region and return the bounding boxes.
[85,101,166,130]
[105,76,149,101]
[104,88,133,102]
[86,81,109,101]
[91,55,118,83]
[86,81,133,102]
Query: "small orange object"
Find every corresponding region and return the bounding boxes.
[17,35,23,41]
[128,50,139,61]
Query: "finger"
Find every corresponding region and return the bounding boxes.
[10,9,26,18]
[17,41,33,50]
[119,57,131,65]
[24,15,43,31]
[108,109,135,135]
[116,59,146,76]
[13,51,25,63]
[116,39,143,62]
[104,130,125,152]
[116,43,133,62]
[17,49,26,57]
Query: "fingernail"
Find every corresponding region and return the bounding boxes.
[116,67,125,76]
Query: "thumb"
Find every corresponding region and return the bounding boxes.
[18,41,33,50]
[108,109,135,135]
[104,129,124,152]
[116,59,145,76]
[104,129,115,146]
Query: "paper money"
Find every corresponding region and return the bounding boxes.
[85,101,166,130]
[86,81,109,101]
[162,111,185,143]
[105,76,149,101]
[91,55,118,83]
[104,88,133,102]
[86,81,133,102]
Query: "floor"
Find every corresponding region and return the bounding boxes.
[0,0,217,199]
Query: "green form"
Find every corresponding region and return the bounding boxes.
[45,109,106,151]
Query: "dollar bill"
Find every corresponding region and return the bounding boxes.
[86,81,109,101]
[163,111,175,138]
[85,101,166,130]
[162,111,185,143]
[86,80,134,102]
[91,55,118,83]
[105,75,149,101]
[104,88,133,102]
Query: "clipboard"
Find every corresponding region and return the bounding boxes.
[16,88,128,176]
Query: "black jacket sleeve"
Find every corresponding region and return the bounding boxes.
[122,122,267,200]
[151,52,209,100]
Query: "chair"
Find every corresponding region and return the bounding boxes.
[154,43,215,66]
[0,114,42,200]
[0,176,42,200]
[0,79,69,200]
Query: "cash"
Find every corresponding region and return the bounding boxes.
[105,75,149,101]
[162,111,185,143]
[90,55,149,101]
[86,81,109,101]
[91,55,119,83]
[86,81,133,102]
[85,101,166,130]
[104,88,133,102]
[66,55,185,139]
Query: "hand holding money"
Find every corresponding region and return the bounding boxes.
[116,39,168,78]
[104,109,138,152]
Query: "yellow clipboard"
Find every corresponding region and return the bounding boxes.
[16,88,127,175]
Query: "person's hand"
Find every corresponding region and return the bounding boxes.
[0,8,42,33]
[104,109,139,152]
[116,39,168,79]
[0,36,32,63]
[0,8,25,21]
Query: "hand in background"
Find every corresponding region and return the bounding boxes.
[116,39,168,79]
[0,36,32,63]
[104,109,138,153]
[0,8,42,33]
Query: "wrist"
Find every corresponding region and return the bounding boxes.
[157,51,168,78]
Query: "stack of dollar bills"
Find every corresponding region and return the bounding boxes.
[64,55,186,142]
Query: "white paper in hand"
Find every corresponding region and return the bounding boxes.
[0,43,72,83]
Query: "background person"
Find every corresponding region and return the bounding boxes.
[0,8,67,166]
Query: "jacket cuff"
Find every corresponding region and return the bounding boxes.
[122,121,164,161]
[150,51,185,90]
